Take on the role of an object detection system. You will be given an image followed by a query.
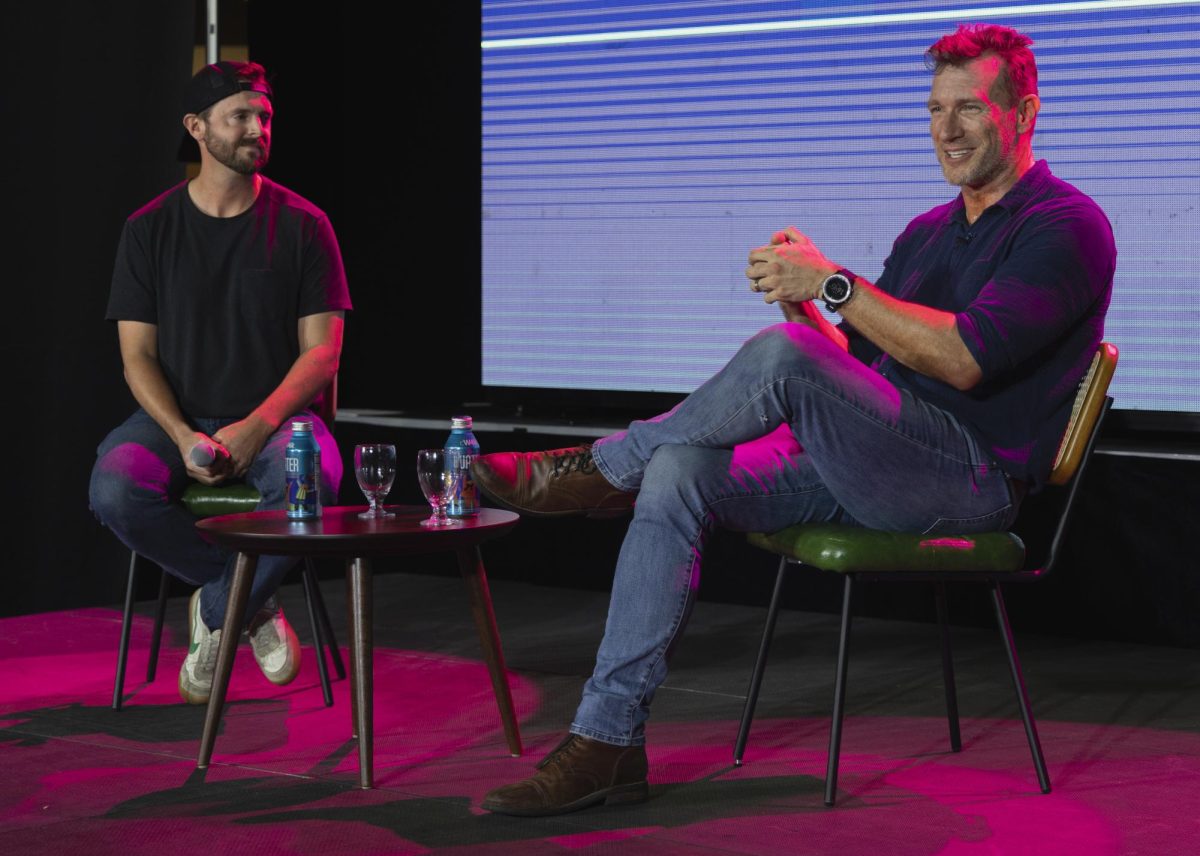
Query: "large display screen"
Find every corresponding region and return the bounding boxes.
[482,1,1200,414]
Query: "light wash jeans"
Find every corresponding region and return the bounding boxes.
[89,408,342,629]
[572,323,1017,746]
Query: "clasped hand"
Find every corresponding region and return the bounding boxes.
[181,416,273,485]
[745,226,837,304]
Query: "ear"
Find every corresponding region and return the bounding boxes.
[182,113,205,142]
[1016,94,1040,134]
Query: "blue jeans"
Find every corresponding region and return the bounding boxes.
[88,409,342,630]
[571,323,1018,746]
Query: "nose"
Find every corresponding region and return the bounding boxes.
[935,112,962,141]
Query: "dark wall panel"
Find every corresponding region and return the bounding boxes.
[4,2,194,618]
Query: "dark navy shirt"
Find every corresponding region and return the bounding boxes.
[854,161,1115,488]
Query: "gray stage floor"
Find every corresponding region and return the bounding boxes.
[3,570,1199,854]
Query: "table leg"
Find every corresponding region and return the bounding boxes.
[197,552,257,770]
[346,556,373,788]
[455,546,522,757]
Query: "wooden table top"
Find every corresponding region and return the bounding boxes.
[195,505,520,557]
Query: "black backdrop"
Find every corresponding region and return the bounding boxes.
[5,2,1198,650]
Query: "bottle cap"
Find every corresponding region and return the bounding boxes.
[450,416,473,429]
[291,420,314,432]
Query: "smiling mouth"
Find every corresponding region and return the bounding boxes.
[944,149,973,160]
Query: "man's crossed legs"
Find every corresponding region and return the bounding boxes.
[89,409,342,703]
[473,323,1017,815]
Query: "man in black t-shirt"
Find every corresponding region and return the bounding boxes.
[89,62,352,705]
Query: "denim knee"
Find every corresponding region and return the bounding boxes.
[88,442,170,531]
[636,445,716,524]
[741,322,830,371]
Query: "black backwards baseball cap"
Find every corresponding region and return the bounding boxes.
[177,61,274,162]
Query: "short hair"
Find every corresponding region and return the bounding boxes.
[925,24,1038,107]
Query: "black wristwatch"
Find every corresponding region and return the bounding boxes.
[819,268,857,313]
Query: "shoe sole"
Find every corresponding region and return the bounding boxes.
[481,780,648,817]
[474,483,633,521]
[253,624,301,686]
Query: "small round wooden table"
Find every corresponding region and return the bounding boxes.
[195,505,522,788]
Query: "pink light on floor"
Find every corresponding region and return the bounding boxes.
[5,609,1200,853]
[0,608,539,784]
[547,827,664,848]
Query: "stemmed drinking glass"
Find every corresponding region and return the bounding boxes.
[355,443,397,519]
[416,448,463,528]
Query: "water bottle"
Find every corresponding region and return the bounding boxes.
[285,420,321,519]
[444,415,480,517]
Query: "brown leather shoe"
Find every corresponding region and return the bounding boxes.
[481,734,648,816]
[470,444,635,518]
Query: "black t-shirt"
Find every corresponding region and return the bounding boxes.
[106,177,352,418]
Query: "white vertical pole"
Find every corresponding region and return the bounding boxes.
[206,0,219,64]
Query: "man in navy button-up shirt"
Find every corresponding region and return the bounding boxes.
[475,23,1115,817]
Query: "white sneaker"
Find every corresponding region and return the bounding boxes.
[178,589,221,705]
[247,599,300,686]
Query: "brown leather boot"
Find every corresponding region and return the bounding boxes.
[470,444,635,518]
[481,734,649,816]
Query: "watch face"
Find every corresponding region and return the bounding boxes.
[823,274,851,302]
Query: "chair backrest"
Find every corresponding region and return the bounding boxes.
[1048,342,1118,486]
[1030,342,1117,574]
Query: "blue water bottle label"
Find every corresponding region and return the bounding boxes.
[285,427,321,519]
[446,417,480,517]
[447,452,479,517]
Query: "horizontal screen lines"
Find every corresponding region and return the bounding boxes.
[480,68,1200,104]
[482,347,743,361]
[483,82,1196,118]
[482,155,1200,185]
[482,0,935,33]
[484,81,926,111]
[483,50,1198,96]
[483,318,754,329]
[484,37,1199,85]
[484,212,945,222]
[484,188,1200,207]
[483,143,1182,174]
[484,101,1198,141]
[482,1,1200,49]
[483,92,1199,129]
[483,125,1200,155]
[486,177,952,194]
[482,361,726,379]
[483,16,1200,72]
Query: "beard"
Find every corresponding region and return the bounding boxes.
[203,132,269,175]
[939,130,1009,189]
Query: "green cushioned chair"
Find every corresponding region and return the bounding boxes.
[736,343,1118,806]
[112,384,345,711]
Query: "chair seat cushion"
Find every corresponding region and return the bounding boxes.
[180,483,262,518]
[747,524,1025,573]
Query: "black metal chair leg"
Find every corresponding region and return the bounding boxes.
[146,568,170,682]
[735,557,789,765]
[307,558,346,680]
[935,582,962,752]
[112,552,142,711]
[301,562,334,707]
[825,574,854,807]
[990,581,1051,794]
